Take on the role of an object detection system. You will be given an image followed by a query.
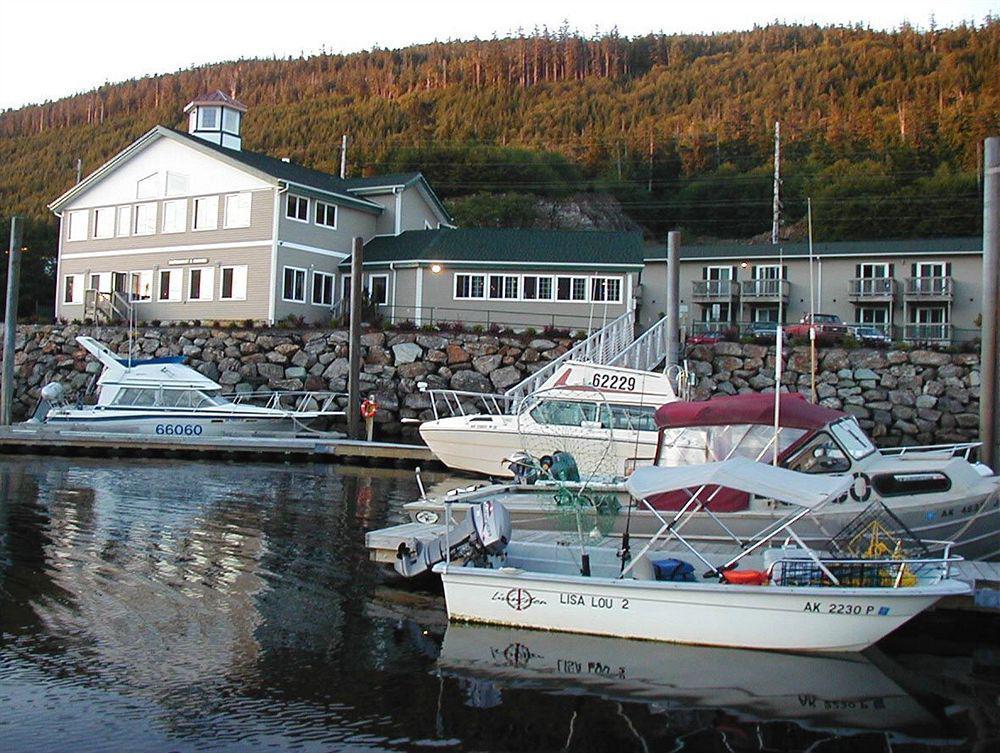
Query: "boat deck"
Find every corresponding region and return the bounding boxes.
[365,520,1000,613]
[0,425,437,464]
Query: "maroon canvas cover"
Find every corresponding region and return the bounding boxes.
[646,485,750,512]
[654,392,845,432]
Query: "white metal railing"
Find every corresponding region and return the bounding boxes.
[607,315,669,372]
[905,276,953,297]
[416,386,517,422]
[849,277,897,297]
[503,308,635,404]
[903,322,953,343]
[226,390,345,415]
[881,441,981,461]
[692,279,739,298]
[84,289,132,324]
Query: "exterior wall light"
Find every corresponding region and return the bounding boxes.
[430,264,442,274]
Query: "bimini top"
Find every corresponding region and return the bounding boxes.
[654,392,845,432]
[626,457,852,509]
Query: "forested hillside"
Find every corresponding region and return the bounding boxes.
[1,22,997,314]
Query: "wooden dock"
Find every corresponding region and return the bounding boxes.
[0,425,437,465]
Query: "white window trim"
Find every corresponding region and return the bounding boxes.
[312,270,335,306]
[223,192,252,229]
[157,268,183,302]
[285,195,310,224]
[453,273,486,300]
[129,270,154,303]
[368,273,389,306]
[704,265,735,280]
[161,199,187,234]
[187,266,215,302]
[116,206,132,237]
[314,200,338,229]
[220,265,248,301]
[63,274,84,304]
[133,203,157,236]
[522,274,555,301]
[556,275,590,303]
[192,196,219,232]
[487,273,520,301]
[591,275,624,304]
[93,207,115,239]
[282,265,307,303]
[67,210,88,242]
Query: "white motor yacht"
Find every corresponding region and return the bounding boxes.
[29,336,343,436]
[419,361,680,477]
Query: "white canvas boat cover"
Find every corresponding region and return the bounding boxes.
[626,457,853,509]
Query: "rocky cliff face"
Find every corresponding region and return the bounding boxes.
[5,325,982,447]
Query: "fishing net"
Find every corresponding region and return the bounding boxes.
[514,385,624,541]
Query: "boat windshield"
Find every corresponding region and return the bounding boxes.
[529,399,657,431]
[112,387,227,409]
[785,432,851,474]
[829,417,877,460]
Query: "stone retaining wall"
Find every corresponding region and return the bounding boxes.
[685,341,981,447]
[5,325,982,447]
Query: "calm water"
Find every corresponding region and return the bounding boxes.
[0,456,997,753]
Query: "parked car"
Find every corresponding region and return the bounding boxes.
[785,313,849,339]
[852,325,892,345]
[745,321,788,343]
[688,330,726,345]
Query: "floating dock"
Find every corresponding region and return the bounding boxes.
[366,521,1000,614]
[0,425,437,465]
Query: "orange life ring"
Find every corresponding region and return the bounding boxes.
[360,399,378,419]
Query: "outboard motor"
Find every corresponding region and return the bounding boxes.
[394,500,512,578]
[505,451,540,485]
[29,382,65,423]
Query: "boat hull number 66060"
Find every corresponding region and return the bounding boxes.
[155,424,204,436]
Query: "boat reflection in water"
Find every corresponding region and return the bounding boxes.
[437,622,955,739]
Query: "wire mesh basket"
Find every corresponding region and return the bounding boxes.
[773,558,919,588]
[827,500,932,560]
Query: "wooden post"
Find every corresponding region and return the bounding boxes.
[1,216,23,426]
[347,236,364,439]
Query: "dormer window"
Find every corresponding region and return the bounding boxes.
[222,108,240,134]
[198,106,220,130]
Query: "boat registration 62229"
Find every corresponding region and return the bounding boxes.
[590,373,637,391]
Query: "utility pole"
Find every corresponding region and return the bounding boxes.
[75,158,82,184]
[2,217,23,426]
[339,134,348,180]
[980,137,999,468]
[772,121,781,245]
[665,231,680,369]
[347,236,364,439]
[808,197,817,403]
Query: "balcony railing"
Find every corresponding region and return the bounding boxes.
[904,276,953,299]
[690,320,737,335]
[849,277,897,299]
[903,323,953,344]
[691,279,739,300]
[740,278,789,300]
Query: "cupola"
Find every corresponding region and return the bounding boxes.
[183,90,247,151]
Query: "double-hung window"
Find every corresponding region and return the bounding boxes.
[283,266,306,302]
[67,210,88,241]
[162,199,187,233]
[129,270,153,302]
[454,274,485,299]
[94,207,115,238]
[116,206,131,236]
[224,193,251,228]
[315,201,337,228]
[133,203,157,235]
[523,275,553,301]
[193,196,219,230]
[188,267,214,301]
[369,274,388,306]
[312,271,335,305]
[489,274,519,300]
[220,265,248,300]
[591,276,622,303]
[286,195,309,222]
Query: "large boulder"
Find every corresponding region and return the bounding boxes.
[909,349,951,367]
[473,354,503,375]
[450,369,492,394]
[490,365,522,392]
[392,342,423,364]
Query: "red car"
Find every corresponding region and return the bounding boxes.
[785,313,849,339]
[687,330,726,345]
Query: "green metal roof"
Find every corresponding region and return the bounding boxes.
[340,172,423,190]
[348,228,644,269]
[645,236,983,261]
